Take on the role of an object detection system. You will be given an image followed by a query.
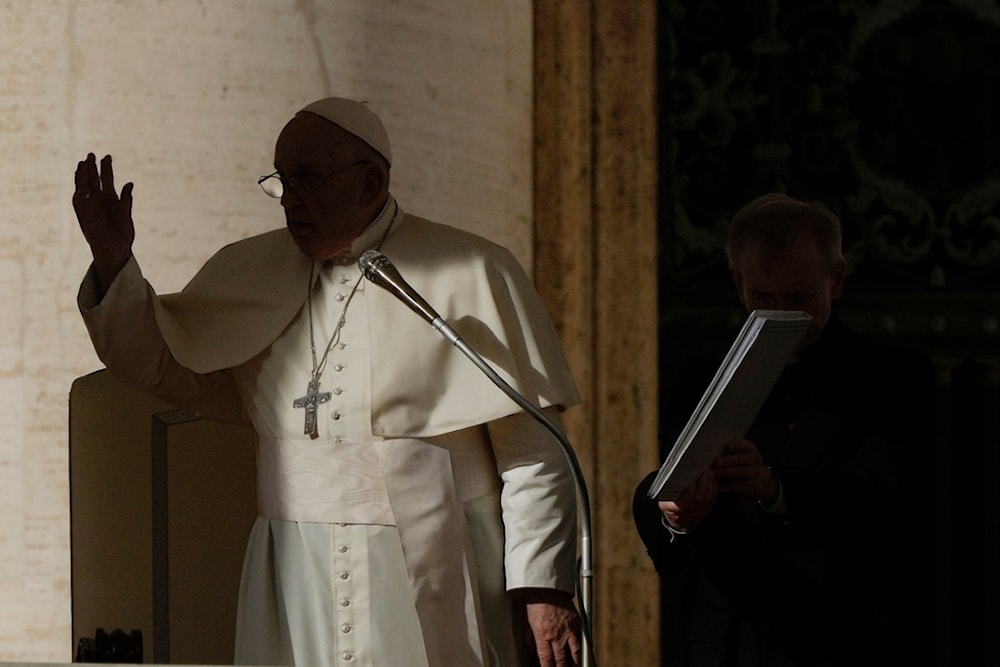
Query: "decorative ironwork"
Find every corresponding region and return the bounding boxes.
[659,0,1000,299]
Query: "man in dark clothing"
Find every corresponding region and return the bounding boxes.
[634,193,933,666]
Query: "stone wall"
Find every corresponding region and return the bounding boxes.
[0,0,530,660]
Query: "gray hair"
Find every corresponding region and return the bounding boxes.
[725,192,844,269]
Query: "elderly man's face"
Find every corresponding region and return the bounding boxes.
[272,113,384,262]
[730,232,845,351]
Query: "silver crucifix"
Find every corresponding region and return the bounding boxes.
[293,378,332,440]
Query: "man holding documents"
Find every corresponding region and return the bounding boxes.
[633,193,933,665]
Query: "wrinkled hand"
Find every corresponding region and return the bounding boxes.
[523,589,581,666]
[72,153,135,293]
[659,469,717,532]
[711,437,779,504]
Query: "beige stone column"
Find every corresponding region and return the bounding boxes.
[534,2,661,665]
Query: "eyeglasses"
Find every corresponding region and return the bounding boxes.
[257,160,367,199]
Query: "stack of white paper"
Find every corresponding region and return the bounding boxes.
[648,310,812,501]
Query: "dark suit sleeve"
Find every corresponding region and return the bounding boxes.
[633,353,724,579]
[632,471,702,581]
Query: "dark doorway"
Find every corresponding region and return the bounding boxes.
[657,2,1000,664]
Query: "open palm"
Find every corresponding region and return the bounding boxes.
[72,153,135,292]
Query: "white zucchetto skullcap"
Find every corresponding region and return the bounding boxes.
[298,97,392,165]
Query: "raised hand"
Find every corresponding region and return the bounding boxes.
[72,153,135,294]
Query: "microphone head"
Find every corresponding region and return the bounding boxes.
[359,249,389,281]
[356,248,441,324]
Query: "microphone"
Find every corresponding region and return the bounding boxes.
[359,250,437,323]
[358,249,462,345]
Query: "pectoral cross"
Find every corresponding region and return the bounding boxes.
[293,378,331,440]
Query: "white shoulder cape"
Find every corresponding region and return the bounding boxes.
[152,213,580,437]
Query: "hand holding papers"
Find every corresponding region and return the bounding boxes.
[648,310,811,501]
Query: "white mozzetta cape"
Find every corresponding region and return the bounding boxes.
[151,211,580,435]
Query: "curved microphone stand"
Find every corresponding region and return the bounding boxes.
[359,250,596,667]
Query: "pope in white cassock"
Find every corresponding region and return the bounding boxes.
[73,97,583,667]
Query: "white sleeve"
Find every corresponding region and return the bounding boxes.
[487,406,578,594]
[77,257,246,424]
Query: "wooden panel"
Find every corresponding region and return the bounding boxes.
[69,372,160,656]
[69,370,256,665]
